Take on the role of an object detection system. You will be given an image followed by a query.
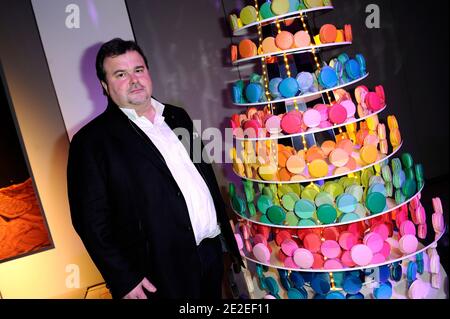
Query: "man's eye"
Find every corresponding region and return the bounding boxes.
[136,69,143,73]
[117,73,126,78]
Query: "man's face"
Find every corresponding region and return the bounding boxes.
[101,50,152,109]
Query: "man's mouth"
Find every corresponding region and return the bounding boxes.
[130,88,144,94]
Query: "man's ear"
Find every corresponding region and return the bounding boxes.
[101,81,108,94]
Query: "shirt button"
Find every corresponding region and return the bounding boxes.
[187,226,192,231]
[177,191,181,197]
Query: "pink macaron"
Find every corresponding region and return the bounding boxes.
[328,104,348,124]
[432,197,443,214]
[338,231,358,251]
[351,244,374,266]
[281,239,299,257]
[399,234,419,255]
[418,224,427,240]
[281,111,303,134]
[400,220,417,237]
[372,223,390,241]
[339,100,356,118]
[365,92,383,112]
[293,248,315,269]
[341,251,357,267]
[265,115,282,133]
[235,234,244,250]
[371,253,386,264]
[303,109,322,128]
[284,256,299,269]
[323,259,343,270]
[380,241,391,258]
[323,227,340,241]
[253,243,271,263]
[294,30,311,48]
[254,233,268,246]
[314,104,329,121]
[321,240,342,259]
[363,232,384,254]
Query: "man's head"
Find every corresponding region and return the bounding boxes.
[96,38,153,110]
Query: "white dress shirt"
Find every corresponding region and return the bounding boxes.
[120,98,221,245]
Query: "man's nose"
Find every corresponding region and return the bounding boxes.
[129,73,139,83]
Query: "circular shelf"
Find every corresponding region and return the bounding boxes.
[232,184,424,230]
[233,42,352,66]
[234,73,369,107]
[233,142,403,185]
[240,228,445,273]
[234,104,387,142]
[233,6,334,37]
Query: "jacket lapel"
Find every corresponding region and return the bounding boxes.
[104,99,174,178]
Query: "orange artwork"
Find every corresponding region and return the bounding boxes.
[0,178,52,262]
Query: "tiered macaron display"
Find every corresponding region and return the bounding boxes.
[231,85,386,139]
[230,153,424,227]
[223,1,446,299]
[232,52,367,106]
[229,0,333,34]
[232,23,352,63]
[231,114,402,182]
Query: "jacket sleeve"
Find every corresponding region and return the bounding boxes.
[67,134,144,299]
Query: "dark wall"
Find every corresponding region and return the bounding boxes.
[0,79,29,188]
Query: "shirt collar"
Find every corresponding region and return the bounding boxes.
[120,98,165,126]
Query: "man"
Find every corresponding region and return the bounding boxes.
[67,38,242,299]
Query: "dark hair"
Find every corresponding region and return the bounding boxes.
[95,38,149,94]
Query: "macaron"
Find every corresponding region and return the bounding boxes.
[257,195,273,215]
[400,220,417,237]
[281,111,302,134]
[245,83,263,103]
[268,78,283,100]
[303,109,322,128]
[321,240,341,259]
[328,104,348,124]
[279,77,299,98]
[340,99,356,118]
[302,233,321,254]
[271,0,290,15]
[363,232,384,253]
[351,244,373,266]
[296,72,314,92]
[319,24,338,43]
[408,279,430,299]
[360,144,378,165]
[344,24,353,42]
[262,37,279,54]
[286,155,306,174]
[329,148,350,167]
[253,243,271,263]
[282,239,299,256]
[324,259,343,270]
[365,192,386,214]
[365,92,383,112]
[317,204,337,224]
[293,248,315,269]
[260,2,275,20]
[258,164,278,181]
[343,275,362,294]
[315,191,334,207]
[281,192,300,211]
[399,234,418,255]
[339,231,358,250]
[240,6,258,25]
[345,59,361,80]
[265,115,282,133]
[275,31,294,50]
[239,39,257,58]
[308,159,329,178]
[294,199,316,219]
[336,193,357,213]
[319,66,338,89]
[374,282,393,299]
[311,274,331,295]
[294,30,311,48]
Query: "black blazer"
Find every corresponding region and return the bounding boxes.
[67,99,242,299]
